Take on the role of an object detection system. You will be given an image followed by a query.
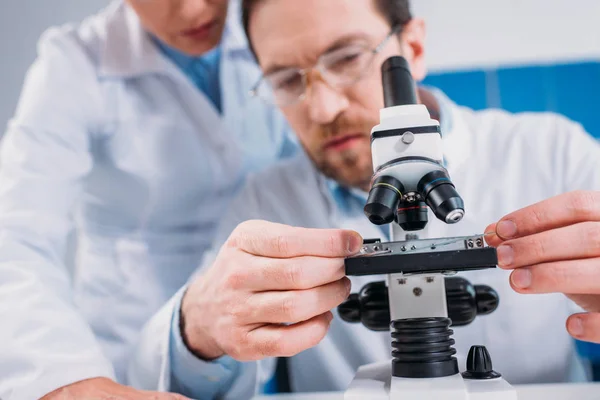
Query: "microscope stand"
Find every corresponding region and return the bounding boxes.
[343,267,517,400]
[345,360,517,400]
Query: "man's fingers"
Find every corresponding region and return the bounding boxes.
[495,222,600,269]
[229,220,363,258]
[508,258,600,295]
[122,390,190,400]
[567,312,600,344]
[242,278,351,324]
[484,223,504,247]
[40,378,192,400]
[242,312,334,360]
[230,254,346,291]
[493,191,600,240]
[567,294,600,313]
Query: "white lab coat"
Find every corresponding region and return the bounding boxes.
[133,95,600,398]
[0,1,295,399]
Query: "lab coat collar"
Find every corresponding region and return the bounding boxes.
[98,0,248,78]
[437,91,474,171]
[420,86,475,170]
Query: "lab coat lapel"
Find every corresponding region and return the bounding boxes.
[162,58,242,185]
[99,0,242,183]
[441,101,474,172]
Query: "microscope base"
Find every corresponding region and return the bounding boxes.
[345,361,518,400]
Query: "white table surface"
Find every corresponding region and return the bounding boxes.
[253,382,600,400]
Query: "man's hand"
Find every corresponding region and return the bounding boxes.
[485,190,600,343]
[41,377,190,399]
[181,220,362,361]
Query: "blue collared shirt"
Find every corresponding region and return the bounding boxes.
[155,40,223,113]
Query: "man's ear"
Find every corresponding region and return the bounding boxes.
[399,18,427,82]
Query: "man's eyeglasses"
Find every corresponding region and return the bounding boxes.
[250,25,402,107]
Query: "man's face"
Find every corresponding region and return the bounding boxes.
[127,0,228,56]
[249,0,426,189]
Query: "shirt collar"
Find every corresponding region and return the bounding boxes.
[325,179,368,216]
[98,0,248,78]
[154,37,222,75]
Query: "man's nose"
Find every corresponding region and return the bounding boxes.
[306,75,350,125]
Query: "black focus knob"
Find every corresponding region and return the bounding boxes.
[359,281,391,331]
[337,281,392,331]
[475,285,499,315]
[338,293,361,323]
[446,279,499,326]
[337,278,499,331]
[461,345,501,380]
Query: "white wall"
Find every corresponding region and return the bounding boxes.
[411,0,600,72]
[0,0,108,131]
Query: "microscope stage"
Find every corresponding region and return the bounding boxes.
[345,235,498,276]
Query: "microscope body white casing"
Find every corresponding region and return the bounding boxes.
[345,102,518,400]
[370,104,445,193]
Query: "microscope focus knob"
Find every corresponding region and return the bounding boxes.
[337,281,391,331]
[337,293,361,323]
[338,278,500,330]
[475,285,500,315]
[461,345,502,380]
[445,279,500,326]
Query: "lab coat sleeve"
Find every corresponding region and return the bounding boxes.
[0,28,115,400]
[551,117,600,318]
[129,173,277,399]
[554,117,600,191]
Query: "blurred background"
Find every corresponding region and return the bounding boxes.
[1,0,599,138]
[416,0,600,139]
[0,0,599,380]
[0,0,107,132]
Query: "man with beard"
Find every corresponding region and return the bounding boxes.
[129,0,600,398]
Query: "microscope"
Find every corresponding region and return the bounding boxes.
[337,56,518,400]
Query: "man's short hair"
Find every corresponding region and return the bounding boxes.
[241,0,412,57]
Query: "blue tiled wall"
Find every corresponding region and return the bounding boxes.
[423,61,600,138]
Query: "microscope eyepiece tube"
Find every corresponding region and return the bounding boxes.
[364,176,405,225]
[382,56,418,108]
[417,170,465,224]
[366,55,465,231]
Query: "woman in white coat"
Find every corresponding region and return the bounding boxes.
[0,0,296,399]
